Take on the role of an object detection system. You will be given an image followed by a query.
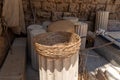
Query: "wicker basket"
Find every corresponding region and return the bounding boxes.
[34,32,81,58]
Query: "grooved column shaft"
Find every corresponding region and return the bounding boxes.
[75,22,88,49]
[39,53,79,80]
[75,22,88,37]
[95,11,109,31]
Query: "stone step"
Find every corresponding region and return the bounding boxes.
[0,38,26,80]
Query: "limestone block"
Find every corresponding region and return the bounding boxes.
[69,3,79,12]
[72,0,82,3]
[51,12,63,21]
[64,0,72,3]
[36,11,51,19]
[82,0,93,3]
[78,12,88,21]
[47,0,54,2]
[63,12,72,17]
[42,2,56,11]
[96,0,108,4]
[115,0,120,4]
[79,4,96,13]
[57,3,69,12]
[96,4,105,11]
[0,38,26,80]
[105,5,116,13]
[55,0,63,2]
[32,2,41,9]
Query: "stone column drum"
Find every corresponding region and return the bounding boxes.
[27,25,43,58]
[74,22,88,37]
[75,22,88,50]
[95,11,109,31]
[34,32,81,80]
[39,52,79,80]
[30,29,46,70]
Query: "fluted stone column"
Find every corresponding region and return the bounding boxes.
[39,52,79,80]
[74,22,88,37]
[27,25,43,58]
[34,32,80,80]
[75,22,88,50]
[95,11,109,31]
[30,29,46,70]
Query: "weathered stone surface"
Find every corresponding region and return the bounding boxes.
[63,12,72,17]
[1,0,119,31]
[79,4,96,13]
[0,38,26,80]
[109,13,117,20]
[36,11,51,20]
[55,0,63,3]
[79,4,96,20]
[82,0,93,3]
[47,0,54,2]
[72,0,82,3]
[51,12,63,21]
[32,2,41,9]
[71,12,79,17]
[115,4,120,13]
[115,0,120,4]
[64,0,73,3]
[69,3,79,12]
[95,4,105,11]
[96,0,108,4]
[105,5,117,13]
[78,12,88,21]
[57,3,69,12]
[42,2,56,11]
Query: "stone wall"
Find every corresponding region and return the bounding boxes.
[0,0,120,28]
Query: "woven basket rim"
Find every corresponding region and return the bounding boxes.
[34,31,81,58]
[34,32,81,48]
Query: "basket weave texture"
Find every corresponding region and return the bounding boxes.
[34,32,81,58]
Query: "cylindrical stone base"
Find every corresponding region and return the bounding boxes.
[74,22,88,37]
[39,53,79,80]
[95,11,109,31]
[30,29,46,70]
[74,22,88,49]
[27,25,43,59]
